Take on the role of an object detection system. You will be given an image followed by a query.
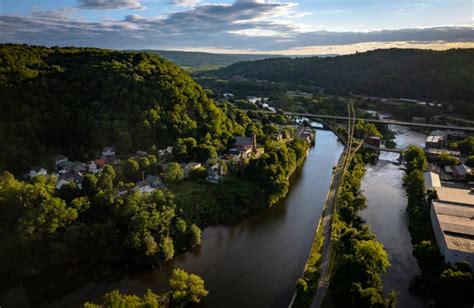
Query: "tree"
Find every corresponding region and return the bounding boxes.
[466,155,474,167]
[403,170,425,201]
[124,159,140,181]
[169,268,209,307]
[163,163,183,184]
[438,152,460,167]
[403,145,427,172]
[458,136,474,156]
[83,289,165,308]
[351,240,390,275]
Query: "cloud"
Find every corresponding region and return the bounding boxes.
[0,0,473,53]
[78,0,144,10]
[169,0,199,7]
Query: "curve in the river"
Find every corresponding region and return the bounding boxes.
[42,129,344,308]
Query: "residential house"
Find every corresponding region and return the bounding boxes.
[425,135,444,149]
[133,182,156,194]
[423,171,441,193]
[94,159,106,169]
[364,136,381,148]
[286,90,313,99]
[58,160,75,172]
[54,155,68,168]
[136,150,148,157]
[184,162,202,177]
[158,146,173,159]
[425,148,461,162]
[30,166,47,178]
[87,161,99,173]
[56,179,71,190]
[102,147,116,163]
[72,162,87,173]
[451,164,472,180]
[144,175,164,189]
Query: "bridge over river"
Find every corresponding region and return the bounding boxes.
[287,112,474,132]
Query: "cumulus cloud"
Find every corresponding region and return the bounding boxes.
[0,0,473,52]
[168,0,199,7]
[78,0,144,10]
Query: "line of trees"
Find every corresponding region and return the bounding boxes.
[327,151,397,308]
[83,268,208,308]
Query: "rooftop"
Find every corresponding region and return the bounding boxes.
[435,187,474,205]
[432,200,474,253]
[425,135,443,143]
[424,171,441,189]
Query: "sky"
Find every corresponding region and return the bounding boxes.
[0,0,473,55]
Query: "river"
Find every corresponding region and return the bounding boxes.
[360,121,427,307]
[23,129,343,307]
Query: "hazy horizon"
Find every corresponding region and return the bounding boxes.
[1,0,473,55]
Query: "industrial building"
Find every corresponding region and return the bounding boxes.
[430,187,474,268]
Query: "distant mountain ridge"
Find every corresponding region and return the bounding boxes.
[212,48,474,102]
[136,50,279,70]
[132,50,336,71]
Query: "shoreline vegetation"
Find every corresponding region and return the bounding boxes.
[294,146,397,307]
[0,44,313,306]
[323,148,397,308]
[294,121,394,307]
[402,145,474,307]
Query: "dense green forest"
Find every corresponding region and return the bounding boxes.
[0,44,246,175]
[212,48,474,102]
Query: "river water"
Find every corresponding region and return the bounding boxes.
[360,121,427,308]
[30,129,343,307]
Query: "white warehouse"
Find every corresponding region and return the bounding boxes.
[430,187,474,268]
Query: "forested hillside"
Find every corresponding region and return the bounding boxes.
[139,49,278,71]
[214,48,474,102]
[0,44,244,174]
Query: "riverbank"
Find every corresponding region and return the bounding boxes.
[292,145,347,307]
[2,129,343,308]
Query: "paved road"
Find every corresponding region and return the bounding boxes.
[310,147,347,308]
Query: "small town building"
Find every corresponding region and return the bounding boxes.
[54,155,68,167]
[55,179,71,190]
[184,162,202,177]
[136,150,148,157]
[102,147,116,163]
[158,146,173,159]
[87,160,99,173]
[58,160,75,172]
[425,148,461,161]
[95,159,106,169]
[286,90,313,99]
[144,175,164,189]
[72,162,87,173]
[424,171,441,193]
[30,166,47,178]
[133,182,156,194]
[364,136,381,148]
[430,187,474,268]
[451,164,472,180]
[425,135,444,149]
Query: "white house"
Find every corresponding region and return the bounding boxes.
[423,171,441,193]
[30,166,47,178]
